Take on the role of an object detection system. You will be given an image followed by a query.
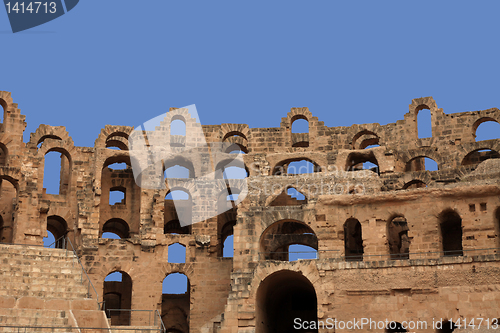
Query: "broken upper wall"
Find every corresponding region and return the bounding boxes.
[200,96,500,173]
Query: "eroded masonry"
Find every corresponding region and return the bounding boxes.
[1,91,500,333]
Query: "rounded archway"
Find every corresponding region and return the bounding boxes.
[256,270,318,333]
[260,220,318,261]
[103,271,132,326]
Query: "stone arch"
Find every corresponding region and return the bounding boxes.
[29,125,71,149]
[214,157,248,179]
[272,157,321,175]
[161,272,191,333]
[259,219,318,261]
[252,266,324,333]
[164,187,193,228]
[46,215,69,248]
[387,215,410,259]
[94,125,133,149]
[345,151,380,174]
[103,270,133,326]
[164,156,196,179]
[402,148,443,171]
[408,97,439,117]
[460,146,500,166]
[344,218,363,261]
[472,116,500,141]
[38,142,74,196]
[352,130,380,149]
[439,209,463,257]
[101,218,130,239]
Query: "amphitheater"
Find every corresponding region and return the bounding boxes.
[0,91,499,333]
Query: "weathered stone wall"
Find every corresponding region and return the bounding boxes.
[1,91,500,332]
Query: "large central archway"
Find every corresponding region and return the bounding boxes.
[256,270,318,333]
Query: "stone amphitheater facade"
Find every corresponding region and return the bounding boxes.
[0,91,500,332]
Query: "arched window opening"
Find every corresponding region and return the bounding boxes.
[461,149,500,167]
[161,273,190,333]
[106,137,129,150]
[45,215,68,249]
[170,118,186,148]
[109,187,126,205]
[107,162,128,170]
[164,165,191,179]
[103,271,132,326]
[288,244,317,261]
[102,218,130,239]
[165,190,192,228]
[43,151,70,195]
[168,243,186,263]
[256,270,318,333]
[163,159,195,179]
[272,159,320,175]
[163,273,188,294]
[0,178,16,244]
[170,119,186,136]
[405,157,438,172]
[387,216,410,260]
[402,180,427,190]
[220,166,248,179]
[352,131,380,150]
[344,218,363,261]
[223,131,247,142]
[345,152,380,175]
[474,119,500,142]
[417,107,432,139]
[439,210,463,257]
[386,322,407,332]
[260,220,318,261]
[292,118,309,133]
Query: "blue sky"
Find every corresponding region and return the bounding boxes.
[1,1,500,148]
[3,1,500,291]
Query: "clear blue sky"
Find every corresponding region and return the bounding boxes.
[3,0,500,291]
[1,1,500,147]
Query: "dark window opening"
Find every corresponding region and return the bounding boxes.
[387,216,410,260]
[439,210,463,257]
[344,218,363,261]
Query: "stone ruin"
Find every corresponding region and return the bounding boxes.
[0,91,500,332]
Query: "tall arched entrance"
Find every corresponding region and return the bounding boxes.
[256,270,318,333]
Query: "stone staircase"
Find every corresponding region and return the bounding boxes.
[0,244,109,332]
